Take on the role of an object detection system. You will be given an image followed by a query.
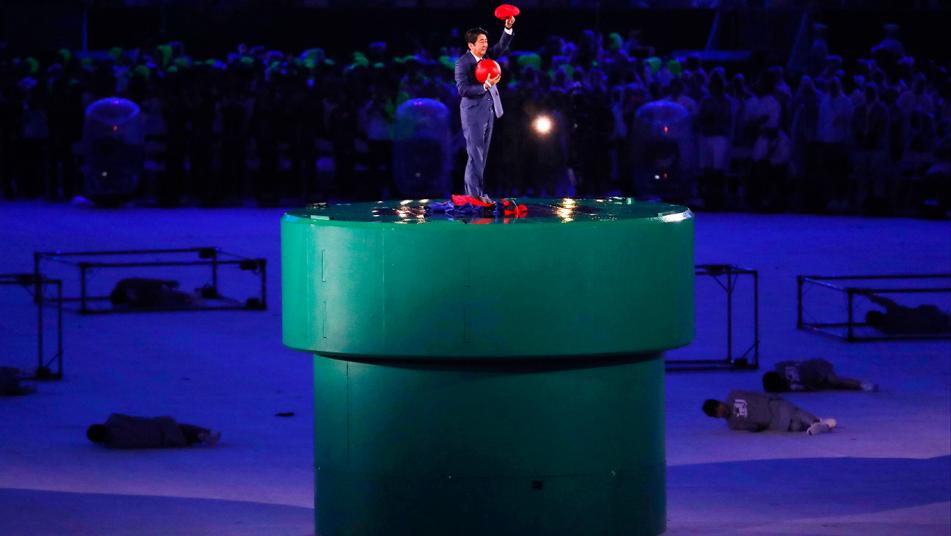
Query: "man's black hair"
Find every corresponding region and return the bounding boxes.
[465,28,488,45]
[702,399,722,417]
[762,371,789,393]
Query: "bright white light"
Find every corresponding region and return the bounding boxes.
[658,209,693,223]
[400,199,412,206]
[533,115,553,135]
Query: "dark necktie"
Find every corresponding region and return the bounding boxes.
[489,85,503,118]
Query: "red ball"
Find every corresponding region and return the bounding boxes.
[474,59,501,84]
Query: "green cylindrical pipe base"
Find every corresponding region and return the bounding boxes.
[313,353,666,536]
[283,199,694,534]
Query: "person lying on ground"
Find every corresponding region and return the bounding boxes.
[863,292,951,335]
[703,390,836,435]
[762,358,878,393]
[86,413,220,448]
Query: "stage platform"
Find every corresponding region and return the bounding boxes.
[0,200,947,535]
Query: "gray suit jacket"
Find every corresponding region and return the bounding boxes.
[454,30,513,125]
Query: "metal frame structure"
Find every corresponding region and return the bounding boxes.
[797,273,951,342]
[34,247,267,314]
[1,273,63,379]
[666,264,760,371]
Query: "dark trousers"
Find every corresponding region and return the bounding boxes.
[462,114,494,198]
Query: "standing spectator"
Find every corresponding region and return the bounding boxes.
[748,127,792,211]
[251,84,281,204]
[871,23,906,80]
[359,88,393,199]
[817,77,853,210]
[898,74,934,119]
[47,71,83,199]
[0,85,21,199]
[851,83,890,212]
[883,86,906,212]
[805,23,829,79]
[790,76,822,211]
[160,74,189,206]
[219,82,250,202]
[730,74,757,178]
[571,74,614,196]
[767,66,793,130]
[667,77,697,117]
[696,72,733,209]
[329,93,359,199]
[608,85,631,195]
[190,83,218,205]
[297,81,326,202]
[17,78,49,198]
[901,109,937,207]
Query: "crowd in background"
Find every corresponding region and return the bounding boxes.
[0,22,948,216]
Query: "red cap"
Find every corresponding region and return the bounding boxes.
[495,4,520,20]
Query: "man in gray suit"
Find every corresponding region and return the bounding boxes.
[455,16,516,202]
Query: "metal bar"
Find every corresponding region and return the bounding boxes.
[801,278,851,292]
[666,363,741,371]
[802,274,950,281]
[801,325,851,340]
[56,280,63,377]
[806,322,861,328]
[852,334,951,342]
[260,260,268,309]
[847,289,855,342]
[726,269,734,362]
[666,359,732,365]
[73,304,250,315]
[696,264,756,274]
[36,247,217,257]
[738,342,756,360]
[80,264,88,314]
[812,329,950,342]
[73,260,250,269]
[50,296,111,303]
[37,274,44,375]
[33,252,42,304]
[852,287,951,294]
[797,275,804,328]
[211,249,219,297]
[810,320,950,338]
[752,269,760,368]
